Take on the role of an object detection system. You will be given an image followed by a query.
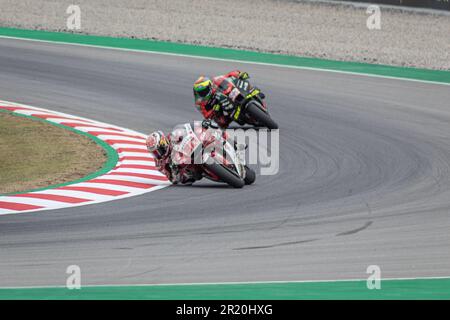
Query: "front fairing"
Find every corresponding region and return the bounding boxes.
[170,123,202,165]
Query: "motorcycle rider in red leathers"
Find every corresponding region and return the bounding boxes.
[146,130,195,184]
[193,70,251,128]
[146,120,220,185]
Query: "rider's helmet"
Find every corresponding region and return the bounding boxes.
[193,76,213,108]
[146,130,170,159]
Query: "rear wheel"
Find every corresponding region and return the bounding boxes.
[246,101,279,130]
[204,163,245,188]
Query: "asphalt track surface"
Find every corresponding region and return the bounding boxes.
[1,38,450,287]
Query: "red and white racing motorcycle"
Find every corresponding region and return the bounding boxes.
[170,122,255,188]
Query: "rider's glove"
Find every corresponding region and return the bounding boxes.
[238,71,249,80]
[169,163,181,183]
[202,119,219,129]
[169,163,179,175]
[221,100,233,112]
[217,94,233,112]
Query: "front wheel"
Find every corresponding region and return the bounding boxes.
[246,101,279,130]
[204,163,245,188]
[244,166,256,185]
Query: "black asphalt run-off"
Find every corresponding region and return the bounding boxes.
[0,38,449,286]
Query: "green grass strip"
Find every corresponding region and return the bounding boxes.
[0,108,118,196]
[0,27,449,84]
[1,278,449,300]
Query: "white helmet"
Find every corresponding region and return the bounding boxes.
[146,130,169,159]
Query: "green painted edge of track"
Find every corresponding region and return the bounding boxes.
[0,27,449,84]
[1,278,449,300]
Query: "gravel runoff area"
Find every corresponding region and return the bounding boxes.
[0,0,449,70]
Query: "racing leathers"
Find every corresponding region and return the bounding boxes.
[155,156,200,185]
[153,120,220,185]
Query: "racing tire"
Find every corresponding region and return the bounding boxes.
[204,163,245,188]
[244,166,256,185]
[246,101,279,130]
